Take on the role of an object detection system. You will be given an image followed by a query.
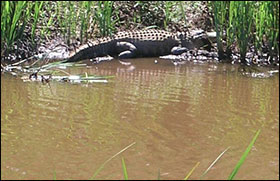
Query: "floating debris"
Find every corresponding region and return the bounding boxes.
[21,73,113,84]
[14,60,115,84]
[238,66,279,78]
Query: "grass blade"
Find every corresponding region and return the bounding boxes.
[184,162,200,180]
[228,129,261,180]
[157,168,160,180]
[90,142,136,180]
[122,157,128,180]
[53,170,56,180]
[201,146,230,177]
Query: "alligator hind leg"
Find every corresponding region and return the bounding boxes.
[117,42,137,59]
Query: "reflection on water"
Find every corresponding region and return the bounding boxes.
[1,59,279,180]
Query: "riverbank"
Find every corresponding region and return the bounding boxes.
[1,1,279,68]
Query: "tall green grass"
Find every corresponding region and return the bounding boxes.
[53,1,116,40]
[31,1,44,43]
[230,1,254,62]
[211,1,279,63]
[178,2,187,27]
[255,1,279,59]
[211,1,230,59]
[1,1,117,52]
[163,2,173,29]
[1,1,27,49]
[94,1,116,37]
[79,1,92,43]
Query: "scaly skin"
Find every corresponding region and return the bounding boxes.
[67,29,215,62]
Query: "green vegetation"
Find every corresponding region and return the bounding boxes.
[0,1,206,61]
[121,158,128,180]
[211,1,279,63]
[53,170,56,180]
[1,1,278,64]
[90,142,136,180]
[228,129,261,180]
[1,1,28,49]
[83,129,260,180]
[94,1,115,37]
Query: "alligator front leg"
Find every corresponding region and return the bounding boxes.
[116,42,137,59]
[171,46,188,55]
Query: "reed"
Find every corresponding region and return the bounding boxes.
[41,2,53,37]
[164,1,173,29]
[184,162,200,180]
[31,1,44,43]
[66,2,76,44]
[255,1,279,60]
[231,1,254,63]
[55,2,66,38]
[90,142,135,180]
[178,2,187,26]
[53,170,56,180]
[94,1,115,37]
[211,1,279,63]
[228,129,261,180]
[157,168,161,180]
[79,1,92,43]
[211,1,231,59]
[48,128,262,180]
[1,1,27,48]
[121,157,129,180]
[201,147,230,178]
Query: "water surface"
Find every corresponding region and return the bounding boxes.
[1,59,279,180]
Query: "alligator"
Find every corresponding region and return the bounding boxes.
[66,29,216,62]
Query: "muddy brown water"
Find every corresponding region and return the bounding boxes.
[1,58,279,180]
